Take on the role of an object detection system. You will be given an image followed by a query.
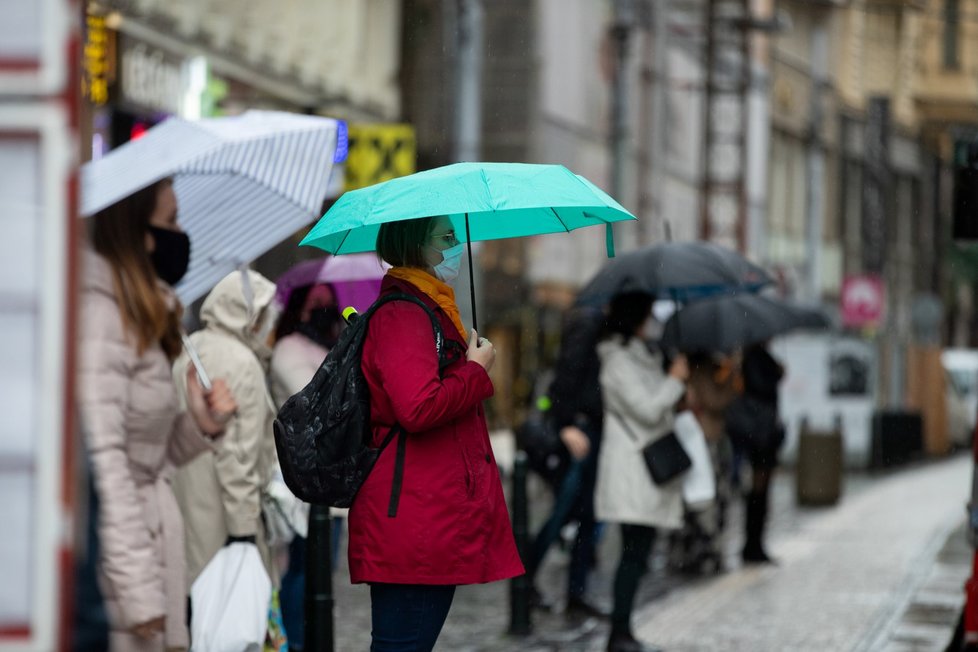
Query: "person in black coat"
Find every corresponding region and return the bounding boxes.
[525,302,609,620]
[725,342,785,563]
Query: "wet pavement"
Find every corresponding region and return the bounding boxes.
[631,455,970,652]
[329,447,971,651]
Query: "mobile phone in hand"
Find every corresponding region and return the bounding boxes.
[180,333,213,392]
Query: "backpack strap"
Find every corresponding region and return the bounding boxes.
[367,292,465,371]
[365,292,466,518]
[386,426,408,517]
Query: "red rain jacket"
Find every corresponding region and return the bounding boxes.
[347,276,525,585]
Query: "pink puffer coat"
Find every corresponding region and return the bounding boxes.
[77,250,213,651]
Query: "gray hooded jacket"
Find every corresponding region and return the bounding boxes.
[172,270,279,585]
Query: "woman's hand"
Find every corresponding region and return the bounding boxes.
[186,366,237,436]
[668,354,690,382]
[466,329,496,373]
[131,615,165,639]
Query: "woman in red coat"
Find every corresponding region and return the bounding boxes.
[348,215,524,651]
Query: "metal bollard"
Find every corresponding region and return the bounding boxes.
[305,504,334,651]
[509,450,532,635]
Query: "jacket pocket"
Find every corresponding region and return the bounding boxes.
[453,426,473,498]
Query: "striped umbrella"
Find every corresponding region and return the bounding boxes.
[81,110,342,303]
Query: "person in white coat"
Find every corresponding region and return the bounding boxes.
[596,292,689,652]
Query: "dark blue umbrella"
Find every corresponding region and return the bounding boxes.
[660,293,830,354]
[575,241,772,307]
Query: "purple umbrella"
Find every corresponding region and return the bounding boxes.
[275,255,389,313]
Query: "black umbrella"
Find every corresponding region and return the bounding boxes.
[660,293,830,354]
[575,241,773,307]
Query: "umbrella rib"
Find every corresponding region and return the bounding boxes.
[329,224,355,255]
[550,207,571,233]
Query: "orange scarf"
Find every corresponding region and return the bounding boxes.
[387,267,468,341]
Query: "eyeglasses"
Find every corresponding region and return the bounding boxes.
[429,231,460,248]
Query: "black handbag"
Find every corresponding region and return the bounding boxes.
[515,414,570,489]
[610,411,691,485]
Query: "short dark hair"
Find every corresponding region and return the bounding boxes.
[602,291,655,342]
[274,282,338,342]
[376,216,437,268]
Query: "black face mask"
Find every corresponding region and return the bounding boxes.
[148,225,191,286]
[298,306,342,349]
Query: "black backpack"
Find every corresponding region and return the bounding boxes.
[514,369,571,490]
[273,293,463,512]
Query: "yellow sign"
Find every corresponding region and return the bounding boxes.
[344,124,416,191]
[82,14,116,106]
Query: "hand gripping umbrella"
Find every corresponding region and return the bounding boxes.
[300,162,636,331]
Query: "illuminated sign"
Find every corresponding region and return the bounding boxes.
[81,14,116,106]
[334,120,349,163]
[119,37,182,114]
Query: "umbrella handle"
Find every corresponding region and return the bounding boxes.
[667,288,683,354]
[669,288,682,356]
[465,213,478,334]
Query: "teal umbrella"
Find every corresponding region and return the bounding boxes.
[301,162,636,330]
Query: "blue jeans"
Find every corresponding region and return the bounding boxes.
[528,437,599,599]
[528,458,583,572]
[370,583,456,652]
[280,536,306,650]
[280,519,345,650]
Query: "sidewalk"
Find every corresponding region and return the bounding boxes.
[329,453,972,651]
[631,454,971,652]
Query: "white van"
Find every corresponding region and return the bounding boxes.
[772,333,877,468]
[942,348,978,446]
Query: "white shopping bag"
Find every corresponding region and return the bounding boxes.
[674,411,716,510]
[262,466,310,545]
[190,543,272,652]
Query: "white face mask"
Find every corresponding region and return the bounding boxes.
[431,243,465,283]
[642,316,663,341]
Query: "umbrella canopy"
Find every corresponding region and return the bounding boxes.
[300,162,634,255]
[82,110,342,303]
[575,241,772,306]
[300,162,636,330]
[274,254,389,313]
[660,293,830,354]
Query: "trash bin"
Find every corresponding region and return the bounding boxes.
[796,416,843,506]
[869,410,923,469]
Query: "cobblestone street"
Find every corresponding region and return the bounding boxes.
[331,452,971,651]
